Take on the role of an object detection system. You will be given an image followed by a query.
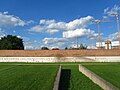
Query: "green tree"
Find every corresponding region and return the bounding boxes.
[0,35,24,50]
[79,44,87,49]
[65,47,68,50]
[41,47,49,50]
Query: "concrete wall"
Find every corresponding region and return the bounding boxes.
[85,56,120,62]
[0,56,120,62]
[79,65,119,90]
[53,65,61,90]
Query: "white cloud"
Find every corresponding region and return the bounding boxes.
[106,32,118,41]
[13,30,16,33]
[19,36,41,50]
[46,29,59,34]
[29,25,59,34]
[43,38,67,44]
[0,28,6,39]
[24,45,34,50]
[104,7,109,14]
[42,38,68,49]
[29,16,94,34]
[66,16,93,30]
[0,12,25,28]
[47,22,67,30]
[63,28,96,39]
[42,37,95,49]
[40,19,56,25]
[87,45,97,49]
[0,12,34,29]
[104,5,120,17]
[29,25,46,33]
[26,20,34,25]
[3,11,8,14]
[24,42,41,50]
[99,32,118,42]
[102,16,108,19]
[14,36,40,50]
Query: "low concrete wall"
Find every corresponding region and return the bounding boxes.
[79,65,119,90]
[53,65,61,90]
[0,56,120,62]
[85,56,120,62]
[94,57,120,62]
[0,57,56,62]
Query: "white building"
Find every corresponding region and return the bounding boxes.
[96,41,119,49]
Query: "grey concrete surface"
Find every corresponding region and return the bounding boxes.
[53,65,61,90]
[79,65,119,90]
[0,56,120,62]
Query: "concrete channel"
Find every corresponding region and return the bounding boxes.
[53,65,61,90]
[79,64,119,90]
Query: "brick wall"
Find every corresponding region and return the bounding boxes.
[0,49,120,57]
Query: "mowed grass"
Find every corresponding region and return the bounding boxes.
[0,65,58,90]
[84,63,120,89]
[59,65,102,90]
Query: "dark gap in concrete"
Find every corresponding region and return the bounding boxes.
[59,69,71,90]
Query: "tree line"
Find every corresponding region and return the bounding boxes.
[0,35,24,50]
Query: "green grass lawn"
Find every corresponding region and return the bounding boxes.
[0,65,58,90]
[0,62,120,90]
[59,65,102,90]
[84,63,120,89]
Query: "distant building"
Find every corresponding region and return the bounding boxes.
[96,41,119,49]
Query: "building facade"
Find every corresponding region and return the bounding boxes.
[96,41,119,49]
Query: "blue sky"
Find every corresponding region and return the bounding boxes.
[0,0,120,49]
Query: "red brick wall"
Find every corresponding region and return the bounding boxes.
[0,50,120,57]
